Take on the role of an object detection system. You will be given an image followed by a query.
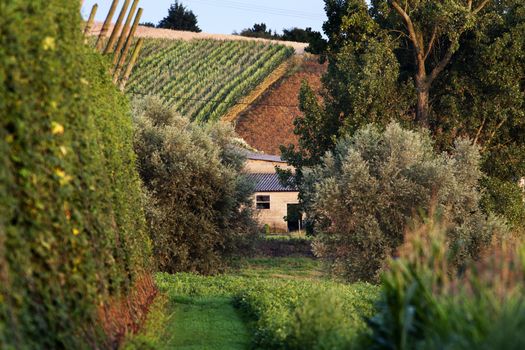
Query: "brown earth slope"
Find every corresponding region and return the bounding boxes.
[235,55,326,155]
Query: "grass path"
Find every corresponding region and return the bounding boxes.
[125,256,324,349]
[161,296,250,350]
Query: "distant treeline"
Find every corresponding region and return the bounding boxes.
[234,23,323,45]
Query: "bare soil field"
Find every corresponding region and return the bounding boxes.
[235,55,326,155]
[90,23,308,54]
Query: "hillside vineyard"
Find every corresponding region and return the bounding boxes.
[126,39,294,122]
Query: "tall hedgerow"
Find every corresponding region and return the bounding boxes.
[0,1,151,348]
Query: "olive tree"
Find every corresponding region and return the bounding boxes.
[133,98,258,274]
[304,123,507,281]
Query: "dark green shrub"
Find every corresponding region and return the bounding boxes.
[133,98,258,274]
[0,1,151,348]
[303,122,507,281]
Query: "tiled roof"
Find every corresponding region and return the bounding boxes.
[246,173,298,192]
[245,152,286,163]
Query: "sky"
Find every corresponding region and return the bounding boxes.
[81,0,326,35]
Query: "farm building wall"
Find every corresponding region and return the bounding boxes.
[245,159,294,173]
[254,191,300,232]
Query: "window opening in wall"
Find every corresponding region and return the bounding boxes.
[256,195,271,209]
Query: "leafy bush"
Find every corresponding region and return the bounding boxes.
[287,291,365,350]
[0,1,151,348]
[303,122,507,282]
[368,213,525,350]
[133,98,258,274]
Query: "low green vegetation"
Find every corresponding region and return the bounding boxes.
[124,226,525,350]
[128,258,379,350]
[235,277,377,349]
[127,294,251,350]
[235,257,325,280]
[162,297,251,350]
[127,39,294,122]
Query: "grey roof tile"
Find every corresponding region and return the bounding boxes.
[245,152,286,163]
[246,173,297,192]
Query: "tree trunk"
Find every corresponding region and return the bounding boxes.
[416,87,430,128]
[415,69,430,128]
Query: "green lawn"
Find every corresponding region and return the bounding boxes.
[124,295,252,350]
[125,257,324,349]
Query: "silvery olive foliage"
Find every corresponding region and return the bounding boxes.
[303,122,508,281]
[133,98,258,274]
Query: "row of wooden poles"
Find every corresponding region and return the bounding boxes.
[83,0,145,90]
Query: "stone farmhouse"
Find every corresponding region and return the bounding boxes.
[244,153,302,233]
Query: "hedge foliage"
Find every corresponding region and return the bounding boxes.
[133,98,258,274]
[0,1,151,348]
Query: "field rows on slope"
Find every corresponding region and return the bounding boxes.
[126,38,294,123]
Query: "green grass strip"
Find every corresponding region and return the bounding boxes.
[162,296,251,350]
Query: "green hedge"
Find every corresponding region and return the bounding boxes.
[0,1,151,348]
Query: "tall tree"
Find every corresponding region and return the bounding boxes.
[282,0,525,226]
[158,1,201,32]
[374,0,492,126]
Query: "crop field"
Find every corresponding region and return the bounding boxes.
[126,38,294,123]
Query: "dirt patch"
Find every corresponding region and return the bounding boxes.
[254,238,313,257]
[235,55,326,155]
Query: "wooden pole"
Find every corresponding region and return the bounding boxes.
[95,0,119,51]
[113,7,143,83]
[83,4,98,39]
[104,0,131,55]
[119,38,144,90]
[113,0,140,65]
